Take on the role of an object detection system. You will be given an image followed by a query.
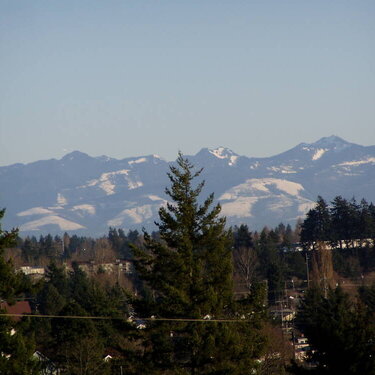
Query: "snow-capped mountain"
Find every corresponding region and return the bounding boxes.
[1,136,375,236]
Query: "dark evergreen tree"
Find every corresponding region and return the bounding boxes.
[330,196,353,249]
[283,224,294,249]
[132,153,265,374]
[275,223,286,243]
[293,286,375,375]
[359,199,375,245]
[108,227,123,254]
[284,251,306,280]
[300,196,330,249]
[370,203,375,241]
[347,198,361,242]
[256,228,284,304]
[234,224,253,249]
[0,209,39,374]
[21,236,40,263]
[123,229,140,258]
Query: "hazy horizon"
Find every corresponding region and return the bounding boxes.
[0,134,372,167]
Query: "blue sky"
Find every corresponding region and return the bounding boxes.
[1,0,374,165]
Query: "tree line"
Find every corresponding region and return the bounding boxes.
[301,196,375,249]
[17,228,140,266]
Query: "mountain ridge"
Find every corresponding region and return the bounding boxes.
[1,136,375,236]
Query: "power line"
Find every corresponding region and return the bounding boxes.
[0,313,255,323]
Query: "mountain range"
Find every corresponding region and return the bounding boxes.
[1,136,375,236]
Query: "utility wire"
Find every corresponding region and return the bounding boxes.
[0,313,254,322]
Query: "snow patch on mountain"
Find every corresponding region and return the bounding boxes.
[71,204,96,215]
[267,197,295,212]
[101,170,129,182]
[270,179,305,196]
[220,197,259,217]
[210,147,229,159]
[219,179,313,220]
[17,207,54,216]
[337,157,375,167]
[250,162,260,170]
[108,204,157,226]
[100,180,117,195]
[20,216,85,231]
[128,180,143,190]
[83,170,127,194]
[220,178,304,200]
[267,166,297,174]
[312,148,327,160]
[228,155,238,166]
[129,157,147,165]
[268,196,313,215]
[208,147,238,165]
[57,193,67,205]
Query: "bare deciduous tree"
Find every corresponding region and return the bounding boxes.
[63,335,109,375]
[233,246,258,291]
[94,238,116,264]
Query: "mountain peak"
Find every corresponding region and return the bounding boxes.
[297,136,353,157]
[61,151,91,161]
[313,135,350,148]
[195,147,239,166]
[208,147,238,159]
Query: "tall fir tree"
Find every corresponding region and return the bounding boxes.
[330,196,353,249]
[300,196,331,249]
[132,153,265,374]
